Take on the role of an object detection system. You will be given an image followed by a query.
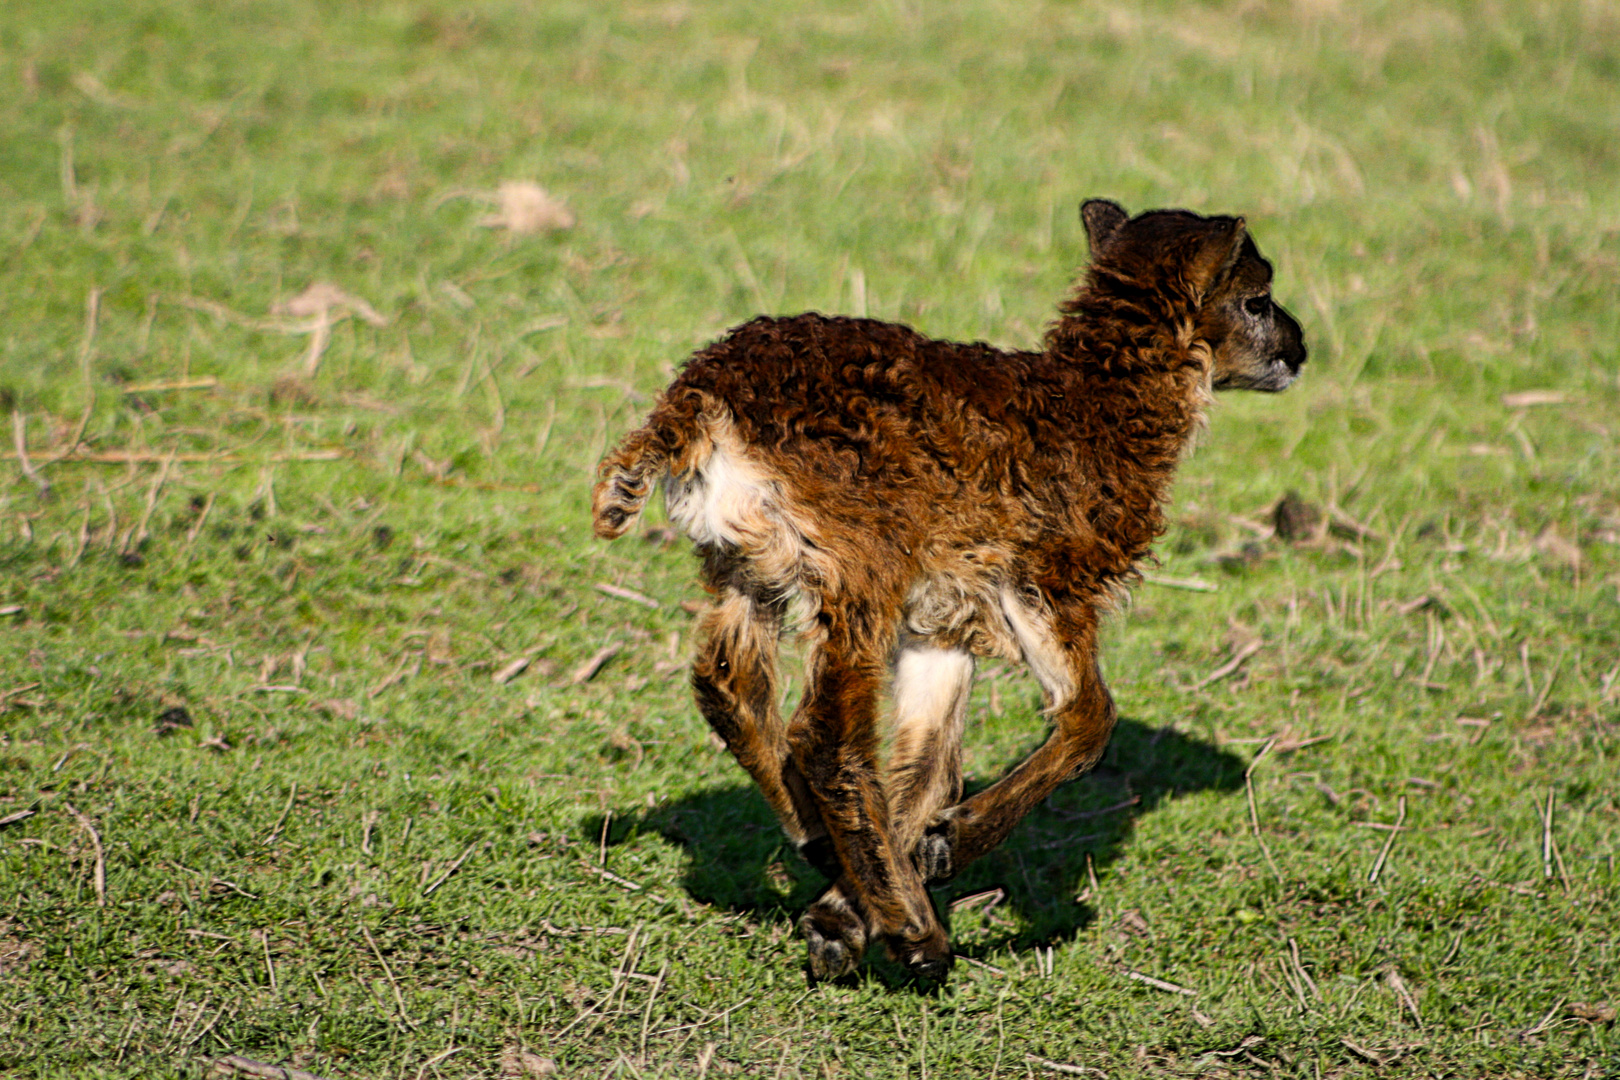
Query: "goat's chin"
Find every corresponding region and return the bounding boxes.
[1215,361,1301,393]
[1256,364,1301,392]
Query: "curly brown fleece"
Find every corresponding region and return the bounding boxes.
[592,198,1306,981]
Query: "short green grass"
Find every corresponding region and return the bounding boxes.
[2,1,1618,1077]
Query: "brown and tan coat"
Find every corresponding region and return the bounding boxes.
[592,199,1306,981]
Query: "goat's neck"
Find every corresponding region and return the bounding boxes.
[1046,311,1210,528]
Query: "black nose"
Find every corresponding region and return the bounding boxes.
[1276,304,1306,372]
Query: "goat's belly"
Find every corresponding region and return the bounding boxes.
[903,572,1021,660]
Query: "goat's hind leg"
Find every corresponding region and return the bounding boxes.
[690,585,827,863]
[791,615,953,981]
[801,638,974,979]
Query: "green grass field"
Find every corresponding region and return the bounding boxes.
[2,1,1618,1076]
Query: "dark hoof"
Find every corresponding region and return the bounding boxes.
[804,930,855,982]
[893,906,954,982]
[904,946,955,982]
[916,826,955,885]
[800,893,868,982]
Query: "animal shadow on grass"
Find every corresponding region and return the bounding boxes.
[597,717,1245,984]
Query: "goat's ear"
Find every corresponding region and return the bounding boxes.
[1187,216,1247,302]
[1080,199,1128,254]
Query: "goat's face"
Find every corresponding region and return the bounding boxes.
[1081,199,1308,392]
[1194,230,1307,393]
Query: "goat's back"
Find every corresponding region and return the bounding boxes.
[595,312,1151,615]
[675,314,1053,505]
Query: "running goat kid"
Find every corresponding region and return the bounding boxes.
[591,199,1306,981]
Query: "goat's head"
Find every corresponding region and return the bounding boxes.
[1081,198,1307,392]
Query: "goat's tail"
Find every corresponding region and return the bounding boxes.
[592,423,672,540]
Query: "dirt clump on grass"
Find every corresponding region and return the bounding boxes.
[499,1047,558,1077]
[481,181,576,234]
[269,375,321,408]
[0,920,35,977]
[1272,490,1323,542]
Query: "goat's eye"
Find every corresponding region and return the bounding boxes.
[1243,296,1270,317]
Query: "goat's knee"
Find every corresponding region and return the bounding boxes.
[785,696,853,785]
[690,651,747,750]
[692,618,776,742]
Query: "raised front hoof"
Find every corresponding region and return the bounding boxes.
[915,825,957,885]
[800,902,867,983]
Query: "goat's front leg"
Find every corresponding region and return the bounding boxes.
[920,593,1117,882]
[788,620,952,981]
[887,640,975,885]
